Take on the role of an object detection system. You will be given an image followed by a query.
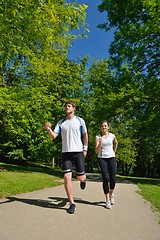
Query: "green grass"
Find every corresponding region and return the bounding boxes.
[1,163,160,222]
[138,184,160,211]
[117,175,160,223]
[0,162,64,199]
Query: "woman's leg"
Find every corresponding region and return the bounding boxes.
[108,157,117,201]
[98,158,110,202]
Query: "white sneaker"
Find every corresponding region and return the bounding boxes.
[106,201,112,209]
[110,195,115,205]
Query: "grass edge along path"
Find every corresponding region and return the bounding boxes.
[0,163,160,223]
[117,175,160,224]
[0,162,64,199]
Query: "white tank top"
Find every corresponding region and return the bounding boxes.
[96,133,115,158]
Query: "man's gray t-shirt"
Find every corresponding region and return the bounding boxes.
[54,116,87,153]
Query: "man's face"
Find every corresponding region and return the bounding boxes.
[65,104,75,115]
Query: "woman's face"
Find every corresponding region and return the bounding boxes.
[101,122,109,132]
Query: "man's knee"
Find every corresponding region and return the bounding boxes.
[77,174,86,182]
[64,172,72,182]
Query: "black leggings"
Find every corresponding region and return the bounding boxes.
[98,157,116,195]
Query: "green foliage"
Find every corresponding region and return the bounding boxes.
[84,60,138,174]
[98,0,160,77]
[96,0,160,177]
[6,149,25,161]
[0,0,88,80]
[0,0,159,179]
[0,0,88,165]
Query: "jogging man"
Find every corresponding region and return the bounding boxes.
[45,101,88,214]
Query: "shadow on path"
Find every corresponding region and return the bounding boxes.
[0,196,68,211]
[86,173,102,182]
[0,196,105,212]
[49,196,105,207]
[86,173,132,184]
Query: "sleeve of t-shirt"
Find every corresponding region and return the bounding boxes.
[53,119,63,135]
[80,118,87,133]
[110,133,115,140]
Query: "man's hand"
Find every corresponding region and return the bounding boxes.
[83,151,87,157]
[44,122,52,130]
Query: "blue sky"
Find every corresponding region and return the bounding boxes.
[67,0,114,64]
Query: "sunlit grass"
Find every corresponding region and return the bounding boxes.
[1,163,160,223]
[138,184,160,211]
[0,162,63,199]
[117,174,160,223]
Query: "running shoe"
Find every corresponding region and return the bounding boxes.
[110,195,115,205]
[67,203,76,214]
[80,181,86,190]
[106,201,112,209]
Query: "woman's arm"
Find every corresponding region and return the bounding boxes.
[113,137,118,153]
[95,137,102,154]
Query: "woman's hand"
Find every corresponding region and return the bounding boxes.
[95,137,102,154]
[98,137,102,146]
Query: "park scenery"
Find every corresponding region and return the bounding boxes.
[0,0,160,235]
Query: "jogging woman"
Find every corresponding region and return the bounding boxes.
[95,120,118,209]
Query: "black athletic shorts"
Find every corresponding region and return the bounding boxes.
[62,152,85,176]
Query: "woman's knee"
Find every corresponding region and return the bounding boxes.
[102,174,109,183]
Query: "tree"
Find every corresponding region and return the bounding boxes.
[0,0,88,85]
[0,0,88,164]
[98,0,160,77]
[84,60,138,175]
[97,0,160,177]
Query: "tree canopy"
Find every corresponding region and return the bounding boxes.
[0,0,88,164]
[0,0,159,178]
[98,0,160,77]
[95,0,160,177]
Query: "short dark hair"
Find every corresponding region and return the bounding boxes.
[64,101,76,108]
[101,120,109,126]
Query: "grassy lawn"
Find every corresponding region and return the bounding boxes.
[0,162,64,199]
[117,175,160,223]
[138,184,160,212]
[0,163,160,222]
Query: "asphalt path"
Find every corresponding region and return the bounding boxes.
[0,173,160,240]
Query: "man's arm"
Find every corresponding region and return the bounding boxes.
[44,122,58,140]
[83,132,88,157]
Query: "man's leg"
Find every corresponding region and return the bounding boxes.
[77,174,86,190]
[64,172,76,214]
[62,153,76,213]
[64,172,74,204]
[77,174,86,182]
[74,152,86,189]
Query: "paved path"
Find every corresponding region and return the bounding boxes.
[0,174,160,240]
